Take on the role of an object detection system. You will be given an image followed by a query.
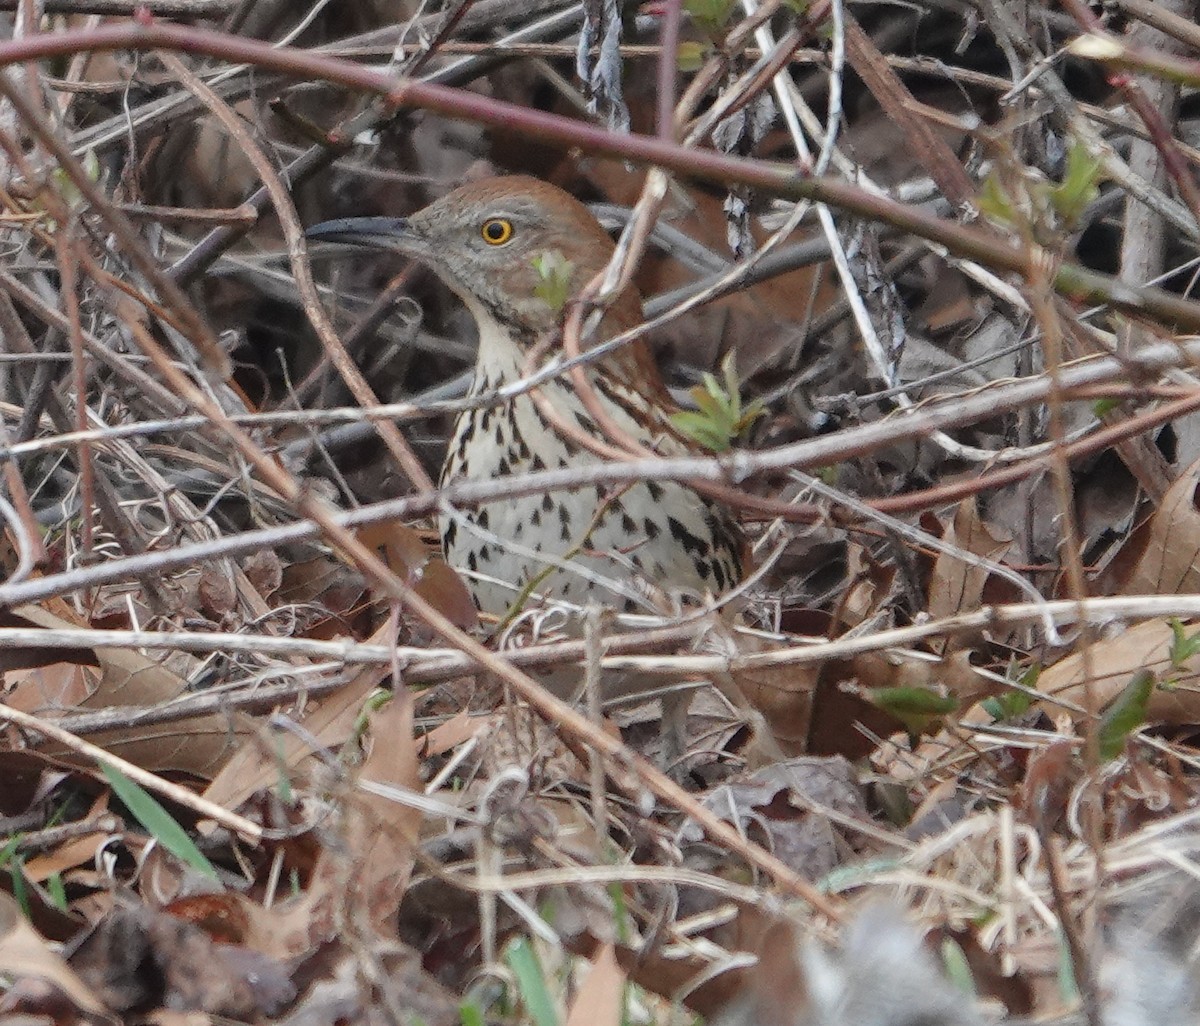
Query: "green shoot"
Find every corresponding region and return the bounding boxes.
[1097,669,1153,762]
[532,250,575,313]
[670,352,764,453]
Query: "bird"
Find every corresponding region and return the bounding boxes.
[306,175,746,623]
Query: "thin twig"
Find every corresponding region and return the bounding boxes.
[0,704,264,843]
[0,23,1197,329]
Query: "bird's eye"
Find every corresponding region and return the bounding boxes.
[480,218,514,245]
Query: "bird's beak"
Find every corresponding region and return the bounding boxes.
[304,216,424,254]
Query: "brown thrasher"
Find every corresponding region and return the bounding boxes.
[308,176,745,620]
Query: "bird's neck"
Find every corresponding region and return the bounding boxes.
[461,284,655,398]
[465,296,537,390]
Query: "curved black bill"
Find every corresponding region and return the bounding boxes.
[304,216,415,249]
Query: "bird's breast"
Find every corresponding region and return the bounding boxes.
[437,370,744,617]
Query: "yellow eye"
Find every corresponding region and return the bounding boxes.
[480,218,514,245]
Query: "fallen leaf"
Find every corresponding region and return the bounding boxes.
[69,903,294,1017]
[565,943,624,1026]
[928,498,1012,624]
[0,892,105,1016]
[1038,619,1200,726]
[1122,457,1200,595]
[202,661,389,812]
[350,690,421,930]
[8,604,242,776]
[357,520,477,631]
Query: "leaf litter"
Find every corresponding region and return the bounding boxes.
[3,2,1200,1024]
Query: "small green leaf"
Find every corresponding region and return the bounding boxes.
[1169,618,1200,668]
[983,662,1040,721]
[670,411,726,451]
[873,780,913,827]
[692,385,724,419]
[1049,140,1103,227]
[983,689,1032,721]
[1097,669,1154,762]
[685,0,736,36]
[101,764,219,880]
[1057,929,1079,1004]
[1091,397,1119,418]
[669,352,763,453]
[676,40,708,71]
[868,686,957,736]
[44,148,101,230]
[344,687,392,758]
[9,855,29,918]
[608,880,632,945]
[459,1003,485,1026]
[869,686,958,716]
[46,872,67,911]
[816,855,905,893]
[978,171,1016,227]
[505,938,558,1026]
[531,250,575,313]
[0,834,21,868]
[941,937,976,996]
[82,148,101,185]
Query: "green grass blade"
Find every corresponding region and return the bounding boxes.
[506,937,558,1026]
[101,764,219,880]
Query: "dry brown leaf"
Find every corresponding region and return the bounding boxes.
[166,887,329,965]
[928,498,1012,623]
[197,565,237,619]
[566,943,624,1026]
[5,660,93,712]
[558,901,785,1017]
[1037,619,1200,725]
[79,645,238,775]
[23,797,114,885]
[839,541,896,628]
[69,903,293,1017]
[351,690,422,930]
[356,520,478,630]
[276,554,372,637]
[733,662,818,758]
[885,697,997,783]
[729,633,819,757]
[1019,738,1077,833]
[681,757,866,879]
[1122,458,1200,595]
[203,621,398,810]
[418,709,491,758]
[7,604,242,776]
[414,558,481,631]
[204,690,421,958]
[240,548,283,600]
[0,892,106,1017]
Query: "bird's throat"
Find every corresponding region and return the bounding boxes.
[463,296,547,391]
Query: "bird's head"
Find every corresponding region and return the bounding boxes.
[307,175,640,341]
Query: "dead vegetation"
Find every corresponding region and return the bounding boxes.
[2,0,1200,1023]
